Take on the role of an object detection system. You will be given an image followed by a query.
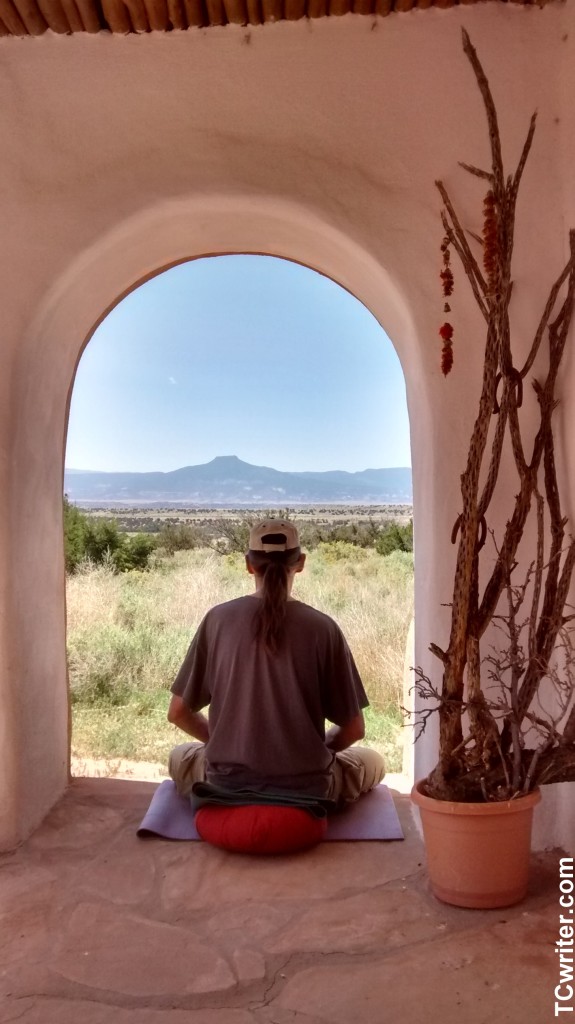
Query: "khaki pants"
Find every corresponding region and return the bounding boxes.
[169,742,385,805]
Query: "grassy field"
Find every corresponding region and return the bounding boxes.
[67,543,414,773]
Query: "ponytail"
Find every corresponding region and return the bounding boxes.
[247,548,301,654]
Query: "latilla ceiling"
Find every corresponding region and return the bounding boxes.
[0,0,556,39]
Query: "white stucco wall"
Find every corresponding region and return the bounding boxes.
[0,3,574,850]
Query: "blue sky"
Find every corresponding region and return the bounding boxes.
[65,255,411,474]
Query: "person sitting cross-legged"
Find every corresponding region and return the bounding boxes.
[167,519,385,825]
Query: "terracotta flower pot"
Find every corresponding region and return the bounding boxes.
[411,781,541,909]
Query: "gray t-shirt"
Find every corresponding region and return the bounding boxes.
[171,595,369,797]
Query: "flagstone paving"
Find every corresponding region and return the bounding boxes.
[0,776,564,1023]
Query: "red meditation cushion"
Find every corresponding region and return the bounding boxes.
[195,804,327,854]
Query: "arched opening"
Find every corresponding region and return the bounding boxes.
[64,252,413,782]
[3,193,438,850]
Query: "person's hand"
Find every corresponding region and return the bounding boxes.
[167,696,210,742]
[325,713,365,752]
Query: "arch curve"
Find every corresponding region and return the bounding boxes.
[29,192,419,396]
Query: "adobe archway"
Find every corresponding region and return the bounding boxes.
[3,8,575,854]
[2,193,442,850]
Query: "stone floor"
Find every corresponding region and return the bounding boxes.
[0,775,563,1024]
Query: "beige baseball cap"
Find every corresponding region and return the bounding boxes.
[248,519,300,553]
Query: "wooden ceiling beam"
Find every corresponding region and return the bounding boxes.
[142,0,170,29]
[307,0,327,17]
[166,0,187,27]
[122,0,150,32]
[36,0,73,32]
[261,0,281,21]
[100,0,132,32]
[205,0,226,23]
[74,0,102,30]
[12,0,48,31]
[329,0,351,14]
[223,0,247,22]
[353,0,375,14]
[245,0,261,20]
[285,0,305,17]
[59,0,85,30]
[0,0,28,33]
[182,0,204,25]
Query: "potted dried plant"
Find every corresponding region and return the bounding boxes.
[411,30,575,909]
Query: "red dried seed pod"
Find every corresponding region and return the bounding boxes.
[439,237,454,357]
[482,190,499,286]
[440,269,454,297]
[441,341,454,376]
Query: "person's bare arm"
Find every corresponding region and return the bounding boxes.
[325,711,365,752]
[167,695,210,742]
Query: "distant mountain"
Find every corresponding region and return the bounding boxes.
[64,455,412,504]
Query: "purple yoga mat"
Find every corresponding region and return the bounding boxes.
[137,780,404,841]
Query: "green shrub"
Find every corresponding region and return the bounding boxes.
[298,520,381,551]
[375,521,413,556]
[315,540,369,563]
[156,523,203,554]
[83,519,124,565]
[63,497,155,573]
[124,534,157,569]
[63,496,89,573]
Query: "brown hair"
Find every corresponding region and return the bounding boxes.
[247,547,302,654]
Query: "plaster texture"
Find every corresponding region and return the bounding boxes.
[0,4,574,849]
[0,777,564,1023]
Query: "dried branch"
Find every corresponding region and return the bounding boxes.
[437,186,489,306]
[461,29,504,195]
[506,377,528,475]
[528,493,545,660]
[534,745,575,786]
[511,720,523,793]
[521,256,575,381]
[477,373,527,521]
[423,32,575,802]
[429,642,447,664]
[458,161,493,182]
[516,539,575,722]
[564,704,575,745]
[512,114,537,195]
